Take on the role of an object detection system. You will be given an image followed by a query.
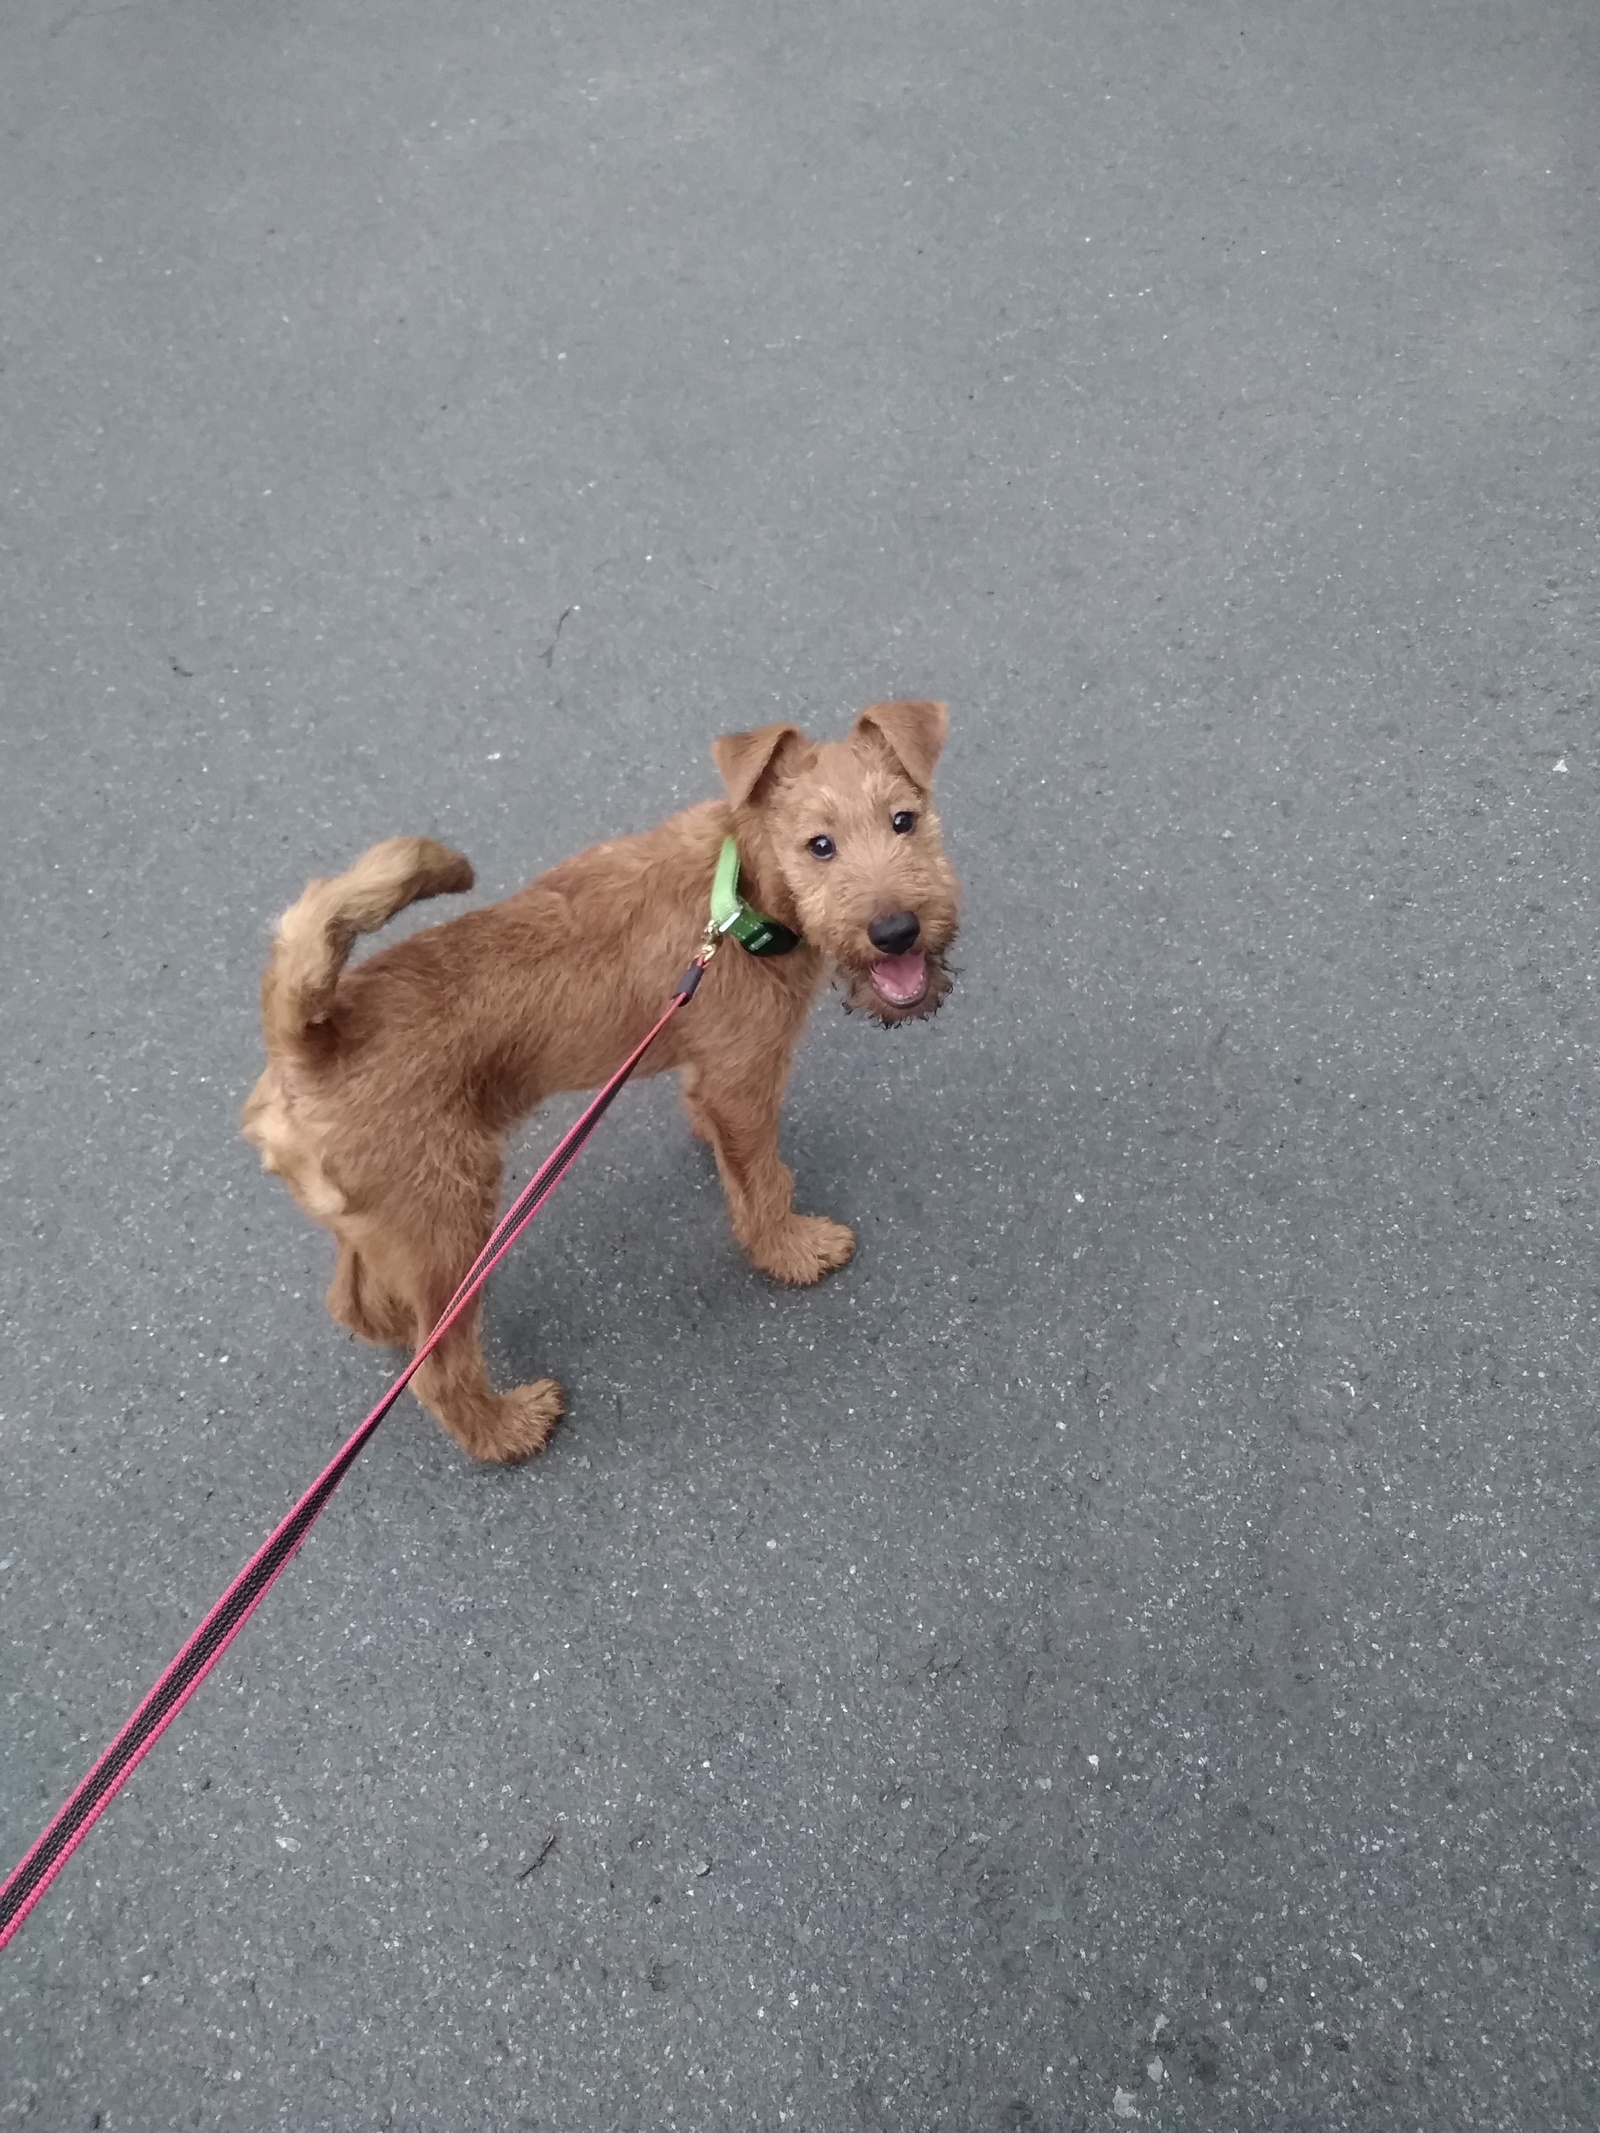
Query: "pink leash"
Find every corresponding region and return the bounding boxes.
[0,950,714,1952]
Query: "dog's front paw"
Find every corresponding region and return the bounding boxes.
[753,1214,856,1286]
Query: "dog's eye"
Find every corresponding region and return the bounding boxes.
[807,834,837,861]
[890,810,917,836]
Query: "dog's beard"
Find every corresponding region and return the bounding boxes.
[838,945,955,1025]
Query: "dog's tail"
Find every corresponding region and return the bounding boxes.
[260,836,474,1059]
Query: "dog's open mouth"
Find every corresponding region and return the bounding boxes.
[869,950,929,1009]
[843,944,953,1023]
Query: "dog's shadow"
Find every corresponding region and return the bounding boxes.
[480,1038,973,1442]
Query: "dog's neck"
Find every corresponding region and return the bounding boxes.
[723,812,803,938]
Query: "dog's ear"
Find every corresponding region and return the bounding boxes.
[852,700,948,789]
[712,723,805,809]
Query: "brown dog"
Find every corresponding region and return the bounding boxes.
[241,701,960,1462]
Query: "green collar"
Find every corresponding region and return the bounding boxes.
[711,837,802,956]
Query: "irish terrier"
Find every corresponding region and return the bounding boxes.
[241,700,960,1462]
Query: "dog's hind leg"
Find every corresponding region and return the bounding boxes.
[408,1283,565,1463]
[327,1243,412,1345]
[357,1194,564,1462]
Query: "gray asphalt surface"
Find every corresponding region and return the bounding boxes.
[3,2,1597,2127]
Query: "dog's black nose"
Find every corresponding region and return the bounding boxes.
[867,910,921,955]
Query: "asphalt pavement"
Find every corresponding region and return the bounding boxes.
[2,2,1597,2127]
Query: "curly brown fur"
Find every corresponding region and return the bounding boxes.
[241,701,961,1462]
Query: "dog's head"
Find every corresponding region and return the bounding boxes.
[713,701,961,1024]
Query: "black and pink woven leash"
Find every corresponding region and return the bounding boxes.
[0,951,712,1952]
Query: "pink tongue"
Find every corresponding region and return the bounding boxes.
[870,950,927,1005]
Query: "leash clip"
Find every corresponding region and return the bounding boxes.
[675,924,723,1000]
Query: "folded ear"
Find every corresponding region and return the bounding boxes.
[712,722,805,808]
[851,700,948,789]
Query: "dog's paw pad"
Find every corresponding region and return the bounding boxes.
[758,1215,856,1286]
